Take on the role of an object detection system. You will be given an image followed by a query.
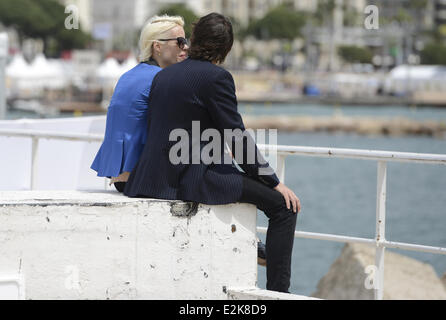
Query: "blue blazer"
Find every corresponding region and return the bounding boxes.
[91,62,161,177]
[124,58,279,205]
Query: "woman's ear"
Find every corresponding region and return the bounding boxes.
[152,41,161,56]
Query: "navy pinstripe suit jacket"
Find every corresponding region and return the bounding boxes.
[124,58,280,205]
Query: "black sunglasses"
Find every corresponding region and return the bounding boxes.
[157,37,189,50]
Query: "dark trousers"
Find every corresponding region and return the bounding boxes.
[114,182,126,193]
[238,174,298,293]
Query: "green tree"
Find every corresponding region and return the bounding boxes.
[394,8,413,25]
[0,0,91,56]
[314,0,335,26]
[439,24,446,38]
[243,4,306,40]
[343,8,360,27]
[55,28,91,52]
[420,43,446,65]
[157,3,198,38]
[338,45,373,64]
[0,0,55,39]
[408,0,428,10]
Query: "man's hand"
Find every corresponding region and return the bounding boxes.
[274,182,301,214]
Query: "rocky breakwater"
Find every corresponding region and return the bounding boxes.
[311,243,446,300]
[243,115,446,138]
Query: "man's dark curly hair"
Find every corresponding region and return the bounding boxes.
[188,13,233,64]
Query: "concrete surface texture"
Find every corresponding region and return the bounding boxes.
[0,191,258,299]
[226,287,321,300]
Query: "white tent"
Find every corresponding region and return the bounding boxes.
[385,65,446,94]
[30,53,53,78]
[120,54,138,74]
[6,53,68,91]
[96,57,123,81]
[6,53,29,79]
[6,54,39,92]
[46,59,68,89]
[389,65,446,80]
[30,54,68,89]
[96,57,124,104]
[329,73,380,97]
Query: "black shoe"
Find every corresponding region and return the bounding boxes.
[257,240,267,267]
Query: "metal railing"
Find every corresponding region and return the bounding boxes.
[0,128,103,190]
[1,128,446,300]
[256,144,446,300]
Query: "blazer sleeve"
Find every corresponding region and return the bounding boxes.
[205,69,280,188]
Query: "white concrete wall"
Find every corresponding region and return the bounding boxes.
[226,287,321,300]
[0,116,106,191]
[0,191,258,300]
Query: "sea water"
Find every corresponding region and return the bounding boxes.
[257,130,446,296]
[5,104,446,297]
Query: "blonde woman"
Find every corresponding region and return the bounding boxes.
[91,15,189,192]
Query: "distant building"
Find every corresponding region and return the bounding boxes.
[88,0,158,52]
[420,0,446,30]
[60,0,155,35]
[435,0,446,26]
[199,0,319,27]
[75,0,326,53]
[148,0,207,16]
[145,0,320,27]
[91,1,145,36]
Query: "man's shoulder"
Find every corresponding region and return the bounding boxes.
[166,58,229,77]
[152,59,233,92]
[191,59,230,76]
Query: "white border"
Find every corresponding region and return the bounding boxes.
[0,275,26,300]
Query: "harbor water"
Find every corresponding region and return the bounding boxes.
[4,104,446,297]
[258,130,446,296]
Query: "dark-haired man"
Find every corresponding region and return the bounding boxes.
[124,13,301,293]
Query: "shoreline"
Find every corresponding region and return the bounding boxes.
[236,94,446,108]
[6,98,446,118]
[5,108,446,139]
[243,115,446,138]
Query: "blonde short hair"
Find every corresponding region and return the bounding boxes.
[139,15,185,62]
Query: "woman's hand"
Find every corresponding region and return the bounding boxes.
[274,182,301,214]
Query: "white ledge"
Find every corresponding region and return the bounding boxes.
[0,190,258,300]
[226,287,321,300]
